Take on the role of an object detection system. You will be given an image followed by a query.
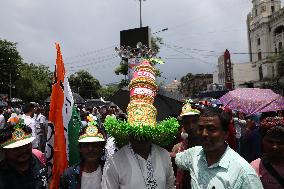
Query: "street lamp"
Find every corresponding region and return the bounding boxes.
[137,0,146,27]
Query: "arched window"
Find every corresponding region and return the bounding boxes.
[274,25,284,36]
[258,52,262,60]
[279,42,283,51]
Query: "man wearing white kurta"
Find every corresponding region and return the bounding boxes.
[102,142,175,189]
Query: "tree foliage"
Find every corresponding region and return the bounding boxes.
[16,63,53,102]
[151,36,163,55]
[264,51,284,95]
[179,73,194,97]
[99,84,119,100]
[0,39,22,95]
[69,70,102,99]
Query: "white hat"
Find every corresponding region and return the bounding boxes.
[1,125,35,149]
[3,136,35,149]
[178,103,200,120]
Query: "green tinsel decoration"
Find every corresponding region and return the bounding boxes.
[104,116,179,148]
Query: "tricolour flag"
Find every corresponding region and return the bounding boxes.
[46,43,81,189]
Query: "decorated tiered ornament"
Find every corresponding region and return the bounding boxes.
[178,100,201,120]
[0,119,35,149]
[104,58,179,148]
[78,115,105,143]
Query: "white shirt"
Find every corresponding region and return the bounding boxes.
[0,114,5,129]
[102,144,175,189]
[34,113,47,136]
[34,113,46,124]
[81,165,102,189]
[22,114,38,148]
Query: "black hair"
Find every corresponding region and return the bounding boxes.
[117,113,127,122]
[199,107,230,132]
[22,103,35,114]
[182,114,200,124]
[0,122,32,144]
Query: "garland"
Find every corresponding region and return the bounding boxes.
[261,116,284,129]
[104,115,179,148]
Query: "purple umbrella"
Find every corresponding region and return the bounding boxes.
[219,88,284,115]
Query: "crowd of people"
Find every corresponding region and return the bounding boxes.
[0,99,283,189]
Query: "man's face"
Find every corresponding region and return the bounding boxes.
[197,116,227,152]
[182,115,199,133]
[262,135,284,160]
[4,143,32,163]
[129,136,152,151]
[79,142,105,162]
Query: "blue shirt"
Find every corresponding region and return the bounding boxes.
[175,146,263,189]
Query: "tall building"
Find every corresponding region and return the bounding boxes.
[247,0,283,85]
[215,51,258,89]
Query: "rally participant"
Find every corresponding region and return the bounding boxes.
[0,107,5,129]
[22,102,38,148]
[102,59,178,189]
[171,102,200,189]
[251,116,284,188]
[60,119,106,189]
[176,107,263,189]
[0,121,47,189]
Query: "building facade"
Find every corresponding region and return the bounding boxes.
[233,62,259,88]
[215,54,258,89]
[180,74,213,97]
[247,0,283,84]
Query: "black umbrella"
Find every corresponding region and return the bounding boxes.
[110,89,183,121]
[45,93,85,104]
[85,99,111,109]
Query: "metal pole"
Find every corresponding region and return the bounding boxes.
[139,0,142,27]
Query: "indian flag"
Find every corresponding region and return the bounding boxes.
[46,43,81,189]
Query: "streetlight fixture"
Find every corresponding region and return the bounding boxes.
[137,0,146,27]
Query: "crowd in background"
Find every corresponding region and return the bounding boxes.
[0,100,283,188]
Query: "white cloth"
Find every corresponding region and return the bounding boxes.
[22,114,38,148]
[233,118,247,139]
[0,114,5,129]
[102,144,175,189]
[81,165,102,189]
[105,137,117,161]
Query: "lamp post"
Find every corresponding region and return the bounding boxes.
[138,0,146,28]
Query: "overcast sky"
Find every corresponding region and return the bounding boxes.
[1,0,282,85]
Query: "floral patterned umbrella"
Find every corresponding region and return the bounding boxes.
[219,88,284,115]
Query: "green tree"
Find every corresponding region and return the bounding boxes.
[151,36,163,54]
[99,84,119,100]
[15,63,53,102]
[69,70,101,99]
[264,51,284,94]
[179,73,194,97]
[0,39,22,95]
